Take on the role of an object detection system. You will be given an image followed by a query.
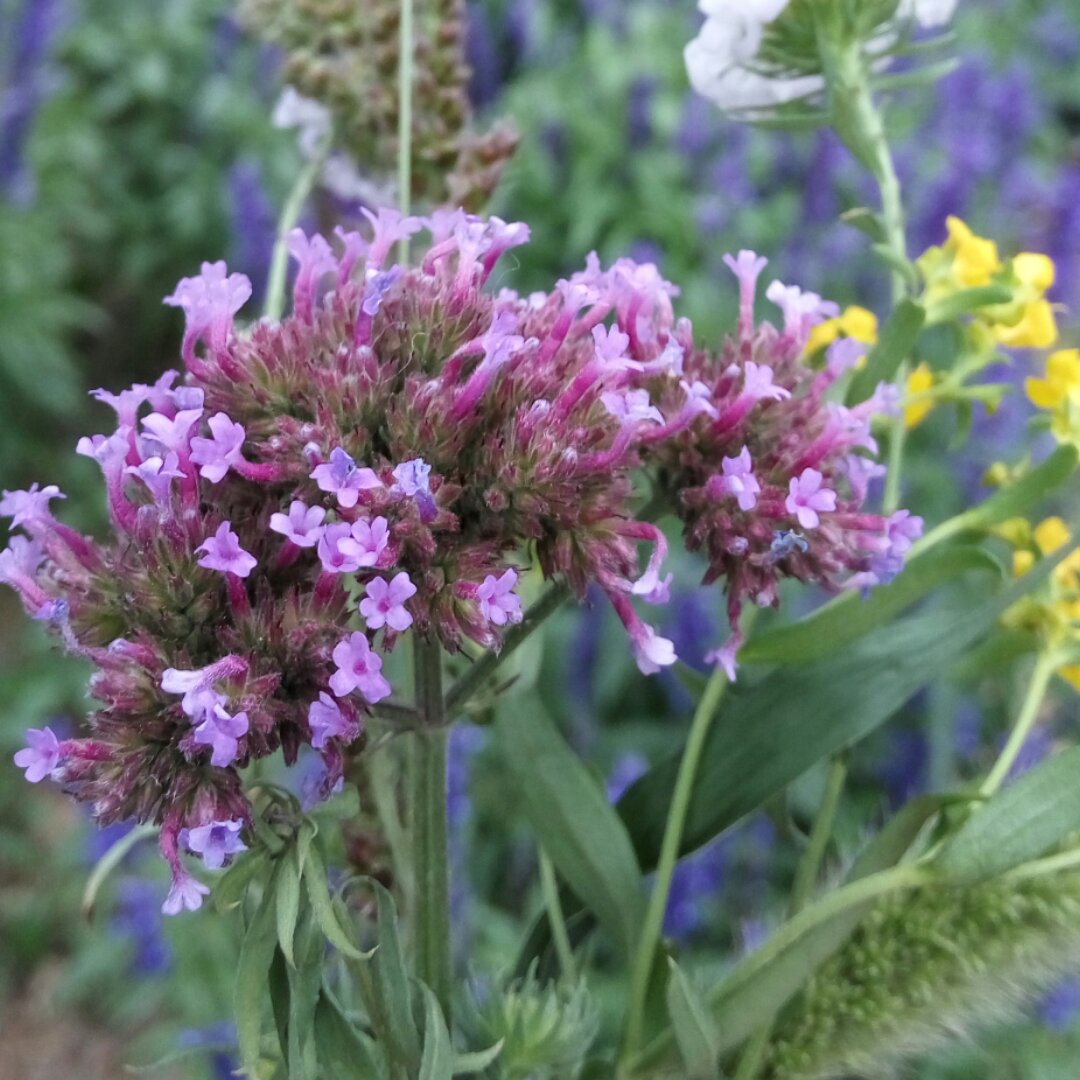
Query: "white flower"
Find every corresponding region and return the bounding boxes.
[898,0,960,27]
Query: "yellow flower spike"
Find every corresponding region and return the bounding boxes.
[1012,549,1035,577]
[993,299,1058,348]
[804,306,879,356]
[1025,349,1080,410]
[945,215,1001,287]
[903,362,935,429]
[1013,252,1056,292]
[1057,664,1080,694]
[1034,517,1072,555]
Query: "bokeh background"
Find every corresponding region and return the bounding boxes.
[1,1,1078,1076]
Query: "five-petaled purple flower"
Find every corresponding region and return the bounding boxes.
[311,448,382,508]
[190,413,247,484]
[269,500,326,548]
[477,569,524,627]
[710,446,761,511]
[785,469,837,530]
[14,726,61,782]
[196,522,258,577]
[180,819,247,869]
[329,632,392,703]
[307,692,350,750]
[162,871,210,917]
[0,483,64,529]
[193,705,250,768]
[359,572,417,631]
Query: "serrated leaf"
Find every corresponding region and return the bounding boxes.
[304,843,370,961]
[665,959,718,1078]
[314,990,390,1080]
[236,881,281,1077]
[276,846,302,968]
[937,744,1080,884]
[847,298,926,405]
[740,545,999,665]
[496,704,645,959]
[419,984,455,1080]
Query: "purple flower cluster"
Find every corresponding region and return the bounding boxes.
[3,206,917,912]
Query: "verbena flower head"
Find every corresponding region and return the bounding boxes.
[3,209,916,907]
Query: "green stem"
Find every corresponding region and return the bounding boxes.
[539,849,577,984]
[263,148,327,321]
[979,650,1056,797]
[397,0,414,264]
[621,616,752,1064]
[410,639,453,1019]
[733,753,848,1080]
[444,582,571,715]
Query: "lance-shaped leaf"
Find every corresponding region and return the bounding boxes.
[236,880,281,1076]
[315,989,391,1080]
[666,959,720,1078]
[419,983,456,1080]
[846,297,925,405]
[497,704,646,959]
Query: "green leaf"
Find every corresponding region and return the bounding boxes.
[496,704,646,959]
[839,207,886,244]
[665,959,719,1078]
[916,445,1079,551]
[453,1041,505,1075]
[287,910,324,1080]
[419,984,456,1080]
[81,822,157,920]
[937,745,1080,884]
[740,545,1000,665]
[846,298,926,405]
[235,881,281,1077]
[925,284,1014,325]
[276,846,302,968]
[215,850,271,911]
[361,881,422,1069]
[304,843,370,961]
[314,990,390,1080]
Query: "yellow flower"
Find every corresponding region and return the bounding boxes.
[804,306,878,356]
[1014,252,1056,292]
[1059,664,1080,693]
[1013,549,1035,577]
[1025,349,1080,410]
[945,216,1001,287]
[993,298,1058,348]
[903,362,935,429]
[1034,516,1071,555]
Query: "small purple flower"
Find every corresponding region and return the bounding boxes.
[630,622,677,675]
[601,388,664,426]
[766,280,839,339]
[785,469,837,529]
[591,324,635,371]
[180,820,247,870]
[477,569,523,627]
[14,726,61,782]
[724,250,768,335]
[679,380,719,421]
[710,446,761,511]
[361,206,423,268]
[196,522,258,578]
[161,656,248,719]
[269,500,326,547]
[193,705,250,768]
[392,459,437,522]
[142,409,204,455]
[126,454,186,502]
[317,523,363,574]
[0,534,44,582]
[311,448,382,509]
[0,483,64,529]
[742,361,790,403]
[360,572,417,631]
[307,692,350,749]
[190,413,246,484]
[346,517,391,567]
[361,266,402,317]
[163,262,252,362]
[287,229,337,321]
[329,632,392,703]
[162,869,210,916]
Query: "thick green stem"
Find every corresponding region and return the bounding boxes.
[734,754,848,1080]
[621,634,745,1063]
[397,0,414,264]
[979,651,1056,797]
[410,639,453,1019]
[264,149,326,321]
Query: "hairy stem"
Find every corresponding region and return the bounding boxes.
[410,638,453,1018]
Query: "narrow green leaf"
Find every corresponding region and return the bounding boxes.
[937,745,1080,884]
[362,881,422,1069]
[314,990,390,1080]
[287,910,324,1080]
[304,843,370,960]
[839,207,885,244]
[215,850,270,911]
[269,947,291,1061]
[846,298,926,405]
[81,822,157,920]
[453,1041,505,1075]
[497,704,646,958]
[925,284,1014,325]
[276,846,302,968]
[235,882,281,1077]
[666,959,719,1078]
[740,545,999,665]
[419,984,455,1080]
